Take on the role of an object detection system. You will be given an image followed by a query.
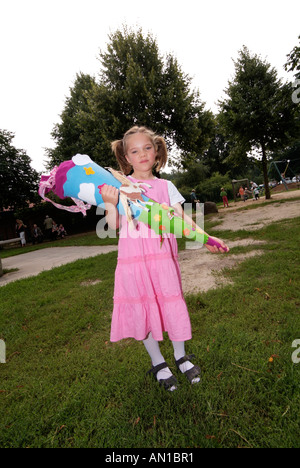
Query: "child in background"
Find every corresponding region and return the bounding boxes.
[220,187,229,208]
[239,186,245,202]
[58,224,67,239]
[101,126,229,391]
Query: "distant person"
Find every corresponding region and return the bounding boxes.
[32,224,43,244]
[43,215,53,239]
[220,187,229,208]
[16,219,27,247]
[58,224,67,239]
[51,221,59,240]
[239,186,245,202]
[250,181,258,200]
[244,188,252,201]
[190,189,200,209]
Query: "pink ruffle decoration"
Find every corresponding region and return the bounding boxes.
[38,166,92,216]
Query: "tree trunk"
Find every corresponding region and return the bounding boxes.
[261,142,271,199]
[0,257,3,277]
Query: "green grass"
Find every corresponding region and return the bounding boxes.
[0,216,299,448]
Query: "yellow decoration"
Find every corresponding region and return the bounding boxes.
[84,167,95,175]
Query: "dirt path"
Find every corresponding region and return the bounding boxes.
[179,193,300,294]
[212,194,300,232]
[179,239,265,294]
[0,246,118,287]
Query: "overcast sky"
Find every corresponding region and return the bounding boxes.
[1,0,299,172]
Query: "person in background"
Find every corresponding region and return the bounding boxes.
[51,221,59,240]
[16,219,27,247]
[254,187,260,200]
[239,186,245,202]
[32,224,43,244]
[220,187,229,208]
[190,189,200,210]
[43,215,53,240]
[58,224,67,239]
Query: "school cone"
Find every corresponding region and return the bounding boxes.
[39,154,225,250]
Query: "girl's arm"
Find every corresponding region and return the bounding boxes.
[101,185,120,230]
[172,202,229,253]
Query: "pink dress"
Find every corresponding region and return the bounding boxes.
[110,177,192,342]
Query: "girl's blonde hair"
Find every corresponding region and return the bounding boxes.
[111,126,168,175]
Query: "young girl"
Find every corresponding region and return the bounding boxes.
[101,126,229,391]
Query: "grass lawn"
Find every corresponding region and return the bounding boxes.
[0,214,299,448]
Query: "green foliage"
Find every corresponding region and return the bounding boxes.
[173,163,232,203]
[197,172,232,203]
[284,35,300,79]
[173,163,209,189]
[45,73,96,168]
[201,126,231,175]
[219,46,300,199]
[46,26,214,169]
[0,130,39,210]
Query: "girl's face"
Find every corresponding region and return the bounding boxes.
[125,133,157,176]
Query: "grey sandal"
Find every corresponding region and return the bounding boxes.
[175,354,201,383]
[147,362,178,391]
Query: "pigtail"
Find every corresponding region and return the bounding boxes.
[154,136,168,173]
[111,139,132,175]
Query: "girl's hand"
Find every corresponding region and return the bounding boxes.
[205,236,229,254]
[101,185,119,207]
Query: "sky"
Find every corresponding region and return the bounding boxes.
[1,0,299,173]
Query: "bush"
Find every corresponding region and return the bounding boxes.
[196,172,232,203]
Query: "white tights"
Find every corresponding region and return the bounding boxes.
[143,332,200,383]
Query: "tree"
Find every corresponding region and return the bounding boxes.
[174,162,209,190]
[46,73,96,168]
[0,130,39,210]
[96,26,214,161]
[47,27,214,169]
[284,35,300,79]
[219,46,299,199]
[283,36,300,174]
